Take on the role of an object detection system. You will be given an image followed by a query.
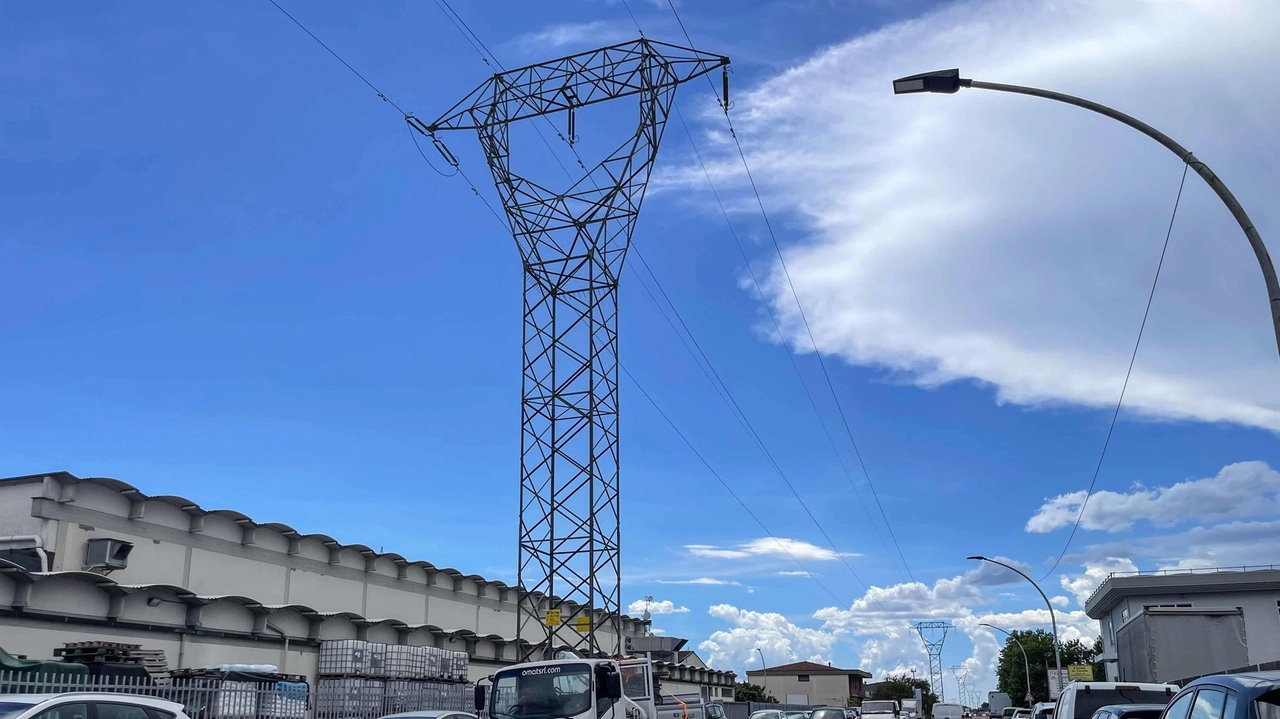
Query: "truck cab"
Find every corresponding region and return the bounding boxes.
[479,657,660,719]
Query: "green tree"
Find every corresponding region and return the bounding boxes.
[872,674,939,715]
[995,630,1102,707]
[736,683,776,703]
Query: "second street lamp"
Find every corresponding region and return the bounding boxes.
[893,68,1280,361]
[980,622,1032,705]
[967,555,1063,694]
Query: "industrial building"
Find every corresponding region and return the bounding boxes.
[0,471,737,695]
[1085,566,1280,683]
[746,661,871,707]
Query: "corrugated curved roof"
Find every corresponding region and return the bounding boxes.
[0,472,643,624]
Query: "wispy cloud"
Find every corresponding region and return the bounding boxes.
[686,537,855,562]
[777,570,812,577]
[668,0,1280,431]
[657,577,743,586]
[512,19,636,54]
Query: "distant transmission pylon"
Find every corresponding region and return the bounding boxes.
[914,621,951,702]
[424,40,729,660]
[951,665,974,708]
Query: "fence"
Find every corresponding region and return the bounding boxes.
[0,671,476,719]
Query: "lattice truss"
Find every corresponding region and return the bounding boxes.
[915,621,952,702]
[427,39,728,659]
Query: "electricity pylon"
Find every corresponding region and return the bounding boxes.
[914,621,951,702]
[950,665,970,708]
[424,40,728,660]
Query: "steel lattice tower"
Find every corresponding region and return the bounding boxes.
[914,621,951,702]
[426,40,728,660]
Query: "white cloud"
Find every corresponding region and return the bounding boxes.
[1027,461,1280,533]
[1060,557,1139,606]
[777,570,812,576]
[698,603,837,670]
[1078,519,1280,570]
[512,20,636,53]
[627,598,690,615]
[686,537,852,561]
[667,0,1280,431]
[657,577,743,586]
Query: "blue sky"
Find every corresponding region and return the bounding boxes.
[4,0,1280,698]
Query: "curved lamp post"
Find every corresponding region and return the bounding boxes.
[892,68,1280,360]
[979,622,1032,704]
[967,556,1062,693]
[757,648,769,700]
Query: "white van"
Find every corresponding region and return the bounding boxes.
[933,704,964,719]
[1054,682,1177,719]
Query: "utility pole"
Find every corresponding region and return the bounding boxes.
[425,39,729,660]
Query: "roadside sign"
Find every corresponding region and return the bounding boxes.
[574,616,591,633]
[1025,693,1034,703]
[1047,668,1068,699]
[1068,665,1094,681]
[545,609,562,627]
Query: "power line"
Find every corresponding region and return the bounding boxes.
[670,101,910,587]
[1040,163,1190,580]
[661,0,926,597]
[622,365,852,607]
[265,0,407,115]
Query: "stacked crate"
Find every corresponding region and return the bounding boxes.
[169,668,309,719]
[316,640,474,718]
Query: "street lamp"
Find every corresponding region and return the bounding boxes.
[757,648,769,700]
[967,556,1062,694]
[979,623,1032,705]
[892,69,1280,360]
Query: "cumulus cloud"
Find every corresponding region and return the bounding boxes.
[627,598,690,615]
[1060,557,1140,606]
[778,570,812,577]
[1077,519,1280,570]
[686,537,851,561]
[1028,461,1280,533]
[699,603,837,670]
[657,577,742,585]
[667,0,1280,431]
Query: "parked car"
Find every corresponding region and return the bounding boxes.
[1088,705,1168,719]
[750,711,790,719]
[381,712,477,719]
[786,712,810,719]
[1012,710,1031,719]
[1160,671,1280,719]
[812,708,849,719]
[1056,683,1177,719]
[1032,702,1056,719]
[0,694,190,719]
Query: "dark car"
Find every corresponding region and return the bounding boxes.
[1159,671,1280,719]
[1090,705,1167,719]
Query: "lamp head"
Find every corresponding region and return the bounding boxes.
[893,69,965,95]
[967,555,986,561]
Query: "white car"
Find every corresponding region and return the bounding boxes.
[380,712,478,719]
[0,694,190,719]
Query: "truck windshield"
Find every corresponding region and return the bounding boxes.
[866,703,898,713]
[492,663,593,719]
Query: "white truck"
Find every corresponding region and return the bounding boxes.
[476,656,718,719]
[900,699,922,719]
[863,700,901,719]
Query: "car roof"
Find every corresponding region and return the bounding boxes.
[1187,671,1280,692]
[1094,706,1168,713]
[0,694,184,711]
[380,713,476,719]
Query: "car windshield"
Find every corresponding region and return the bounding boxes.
[866,703,898,713]
[491,663,593,719]
[1071,692,1170,719]
[0,703,38,719]
[787,713,808,719]
[814,710,847,719]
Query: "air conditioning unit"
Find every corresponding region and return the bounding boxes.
[85,537,133,571]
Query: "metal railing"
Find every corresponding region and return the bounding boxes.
[1084,565,1280,606]
[0,671,476,719]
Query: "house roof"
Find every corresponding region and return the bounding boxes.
[746,660,872,677]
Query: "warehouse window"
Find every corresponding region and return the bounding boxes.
[1120,606,1130,622]
[1146,603,1192,609]
[798,675,811,683]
